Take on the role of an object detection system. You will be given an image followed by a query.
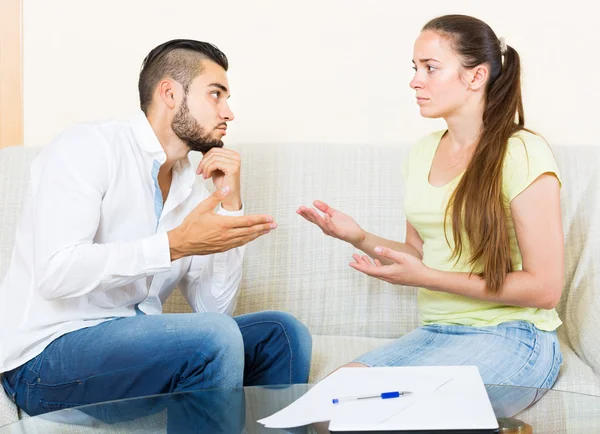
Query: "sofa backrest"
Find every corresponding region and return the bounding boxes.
[228,143,418,338]
[231,143,600,342]
[1,144,598,352]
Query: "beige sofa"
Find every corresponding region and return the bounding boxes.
[1,142,599,430]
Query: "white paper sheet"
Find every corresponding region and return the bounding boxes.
[258,366,455,429]
[259,366,499,432]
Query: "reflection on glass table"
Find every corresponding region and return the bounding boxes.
[0,384,599,433]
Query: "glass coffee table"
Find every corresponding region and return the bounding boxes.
[0,384,598,433]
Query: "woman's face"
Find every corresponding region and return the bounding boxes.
[410,30,472,119]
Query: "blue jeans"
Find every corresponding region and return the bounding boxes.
[2,310,312,417]
[354,321,563,417]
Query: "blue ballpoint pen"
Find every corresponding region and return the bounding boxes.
[332,391,412,404]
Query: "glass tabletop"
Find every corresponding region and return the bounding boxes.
[0,384,599,433]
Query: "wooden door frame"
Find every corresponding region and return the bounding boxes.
[0,0,23,148]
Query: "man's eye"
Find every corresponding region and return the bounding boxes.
[211,91,220,98]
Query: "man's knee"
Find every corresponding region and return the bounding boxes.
[274,311,313,380]
[272,311,312,353]
[172,313,245,389]
[248,310,312,367]
[235,310,313,385]
[188,312,244,362]
[247,311,311,348]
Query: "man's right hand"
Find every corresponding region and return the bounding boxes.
[296,200,365,246]
[168,187,277,261]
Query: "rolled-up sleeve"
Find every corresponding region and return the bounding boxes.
[178,202,246,315]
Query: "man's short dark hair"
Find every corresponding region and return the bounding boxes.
[138,39,229,114]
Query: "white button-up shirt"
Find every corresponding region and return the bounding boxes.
[0,111,244,373]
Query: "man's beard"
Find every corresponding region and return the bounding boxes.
[171,96,224,153]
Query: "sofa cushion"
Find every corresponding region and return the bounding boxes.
[0,374,18,427]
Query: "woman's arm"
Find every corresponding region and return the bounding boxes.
[354,222,424,263]
[297,201,423,264]
[351,174,564,309]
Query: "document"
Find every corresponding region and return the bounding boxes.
[258,365,499,432]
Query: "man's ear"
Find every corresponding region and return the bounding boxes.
[157,79,180,109]
[467,64,489,91]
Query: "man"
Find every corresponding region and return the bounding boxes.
[0,39,312,416]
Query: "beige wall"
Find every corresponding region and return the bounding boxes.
[23,0,599,147]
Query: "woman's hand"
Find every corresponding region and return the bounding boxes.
[296,200,365,245]
[350,246,431,287]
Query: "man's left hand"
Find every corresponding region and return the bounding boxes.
[197,148,242,211]
[349,246,431,287]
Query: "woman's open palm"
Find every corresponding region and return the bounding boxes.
[296,200,365,245]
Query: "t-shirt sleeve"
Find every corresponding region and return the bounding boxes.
[502,133,562,204]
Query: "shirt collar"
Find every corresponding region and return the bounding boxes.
[129,110,166,161]
[129,110,197,188]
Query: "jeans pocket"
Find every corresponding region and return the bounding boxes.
[27,379,83,415]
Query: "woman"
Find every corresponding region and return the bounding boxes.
[297,14,563,414]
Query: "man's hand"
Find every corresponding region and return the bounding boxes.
[196,149,242,211]
[167,187,276,261]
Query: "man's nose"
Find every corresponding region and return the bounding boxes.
[221,104,234,121]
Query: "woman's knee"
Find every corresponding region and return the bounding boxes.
[326,362,368,378]
[343,362,368,368]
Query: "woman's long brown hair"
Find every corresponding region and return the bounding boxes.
[423,15,526,293]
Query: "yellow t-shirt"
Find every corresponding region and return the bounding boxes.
[403,130,562,331]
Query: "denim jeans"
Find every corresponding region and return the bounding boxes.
[354,321,563,417]
[2,310,312,417]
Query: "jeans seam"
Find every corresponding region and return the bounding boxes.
[85,350,211,384]
[39,398,81,410]
[355,327,438,367]
[27,353,45,376]
[540,341,561,389]
[499,327,539,386]
[1,374,17,402]
[456,322,535,345]
[23,356,193,414]
[237,320,294,384]
[29,351,201,389]
[397,328,438,361]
